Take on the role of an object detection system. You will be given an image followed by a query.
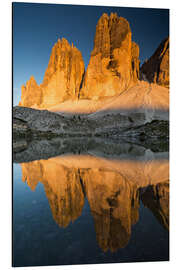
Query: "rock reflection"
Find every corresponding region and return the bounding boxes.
[20,154,169,252]
[141,181,169,230]
[81,169,140,251]
[21,160,85,228]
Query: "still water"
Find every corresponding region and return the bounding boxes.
[13,139,169,267]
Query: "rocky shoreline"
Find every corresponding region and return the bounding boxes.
[13,106,169,138]
[13,106,169,158]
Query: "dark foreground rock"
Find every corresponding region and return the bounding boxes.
[103,119,169,140]
[13,106,169,141]
[13,139,28,153]
[13,118,31,137]
[13,106,98,138]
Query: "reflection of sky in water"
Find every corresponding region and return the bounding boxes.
[13,155,169,267]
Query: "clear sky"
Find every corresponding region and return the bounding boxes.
[13,2,169,105]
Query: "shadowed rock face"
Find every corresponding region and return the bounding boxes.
[80,13,140,99]
[19,38,85,108]
[140,37,169,88]
[131,42,140,81]
[19,154,169,252]
[141,181,169,230]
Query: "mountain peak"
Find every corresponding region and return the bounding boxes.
[80,14,138,99]
[140,36,169,87]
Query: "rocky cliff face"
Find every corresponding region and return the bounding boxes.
[19,14,140,107]
[19,38,85,108]
[80,13,140,99]
[131,42,140,81]
[18,14,169,108]
[140,37,169,87]
[40,38,85,107]
[19,76,43,107]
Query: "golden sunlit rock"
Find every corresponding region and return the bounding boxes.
[18,14,169,113]
[40,38,85,107]
[80,13,140,99]
[19,76,43,107]
[19,38,85,108]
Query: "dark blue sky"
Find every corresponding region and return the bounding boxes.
[13,2,169,105]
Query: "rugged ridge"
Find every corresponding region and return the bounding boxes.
[19,38,85,108]
[140,37,169,87]
[80,13,140,99]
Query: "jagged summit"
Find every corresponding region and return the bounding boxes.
[41,37,83,88]
[19,76,42,107]
[18,14,169,112]
[91,13,131,57]
[140,37,169,87]
[80,13,139,99]
[19,37,85,108]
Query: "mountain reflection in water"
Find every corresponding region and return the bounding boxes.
[20,154,169,253]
